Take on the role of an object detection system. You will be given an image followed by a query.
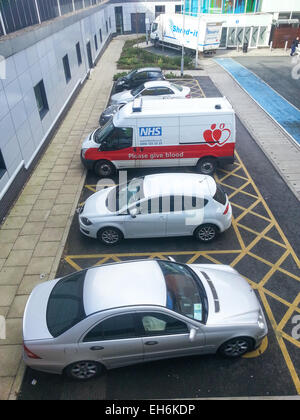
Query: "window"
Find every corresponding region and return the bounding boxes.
[0,149,7,179]
[175,5,182,14]
[141,88,158,96]
[158,260,208,323]
[62,54,71,83]
[94,34,98,51]
[34,80,49,119]
[155,5,165,18]
[76,42,82,66]
[154,87,174,95]
[83,314,136,342]
[134,72,147,81]
[46,271,87,338]
[138,312,189,336]
[106,177,145,212]
[148,71,161,79]
[106,20,108,33]
[213,185,226,205]
[101,127,133,150]
[99,28,103,43]
[109,17,111,28]
[137,196,162,215]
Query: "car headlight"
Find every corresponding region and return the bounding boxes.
[117,80,125,85]
[257,311,266,330]
[80,217,93,226]
[81,148,88,159]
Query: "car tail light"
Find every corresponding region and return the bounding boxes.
[186,94,191,98]
[223,203,229,215]
[23,343,41,359]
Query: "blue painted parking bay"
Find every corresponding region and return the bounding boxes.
[215,58,300,145]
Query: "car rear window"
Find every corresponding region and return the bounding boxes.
[47,271,87,337]
[213,185,227,205]
[148,71,161,78]
[171,83,183,92]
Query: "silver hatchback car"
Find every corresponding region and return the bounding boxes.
[78,173,232,245]
[23,260,268,380]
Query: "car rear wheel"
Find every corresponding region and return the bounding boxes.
[65,361,103,380]
[98,227,123,245]
[218,337,254,358]
[197,157,217,175]
[94,160,115,178]
[194,224,218,242]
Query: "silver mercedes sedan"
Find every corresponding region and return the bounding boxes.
[23,259,268,380]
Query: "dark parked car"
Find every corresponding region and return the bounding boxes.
[99,104,125,126]
[114,67,165,92]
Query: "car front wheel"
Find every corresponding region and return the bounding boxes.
[65,361,103,380]
[94,160,115,178]
[218,337,254,358]
[98,227,123,245]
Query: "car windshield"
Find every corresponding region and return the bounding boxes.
[131,84,145,96]
[94,120,114,144]
[126,69,137,80]
[158,260,208,323]
[152,23,158,32]
[106,177,145,212]
[46,271,87,337]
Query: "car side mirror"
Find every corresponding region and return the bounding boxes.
[189,327,197,342]
[129,206,139,218]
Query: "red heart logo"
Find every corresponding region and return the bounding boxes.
[203,129,214,144]
[218,128,231,145]
[212,129,222,142]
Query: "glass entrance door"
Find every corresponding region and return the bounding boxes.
[250,26,259,48]
[219,27,228,48]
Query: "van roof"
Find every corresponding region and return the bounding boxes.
[116,97,234,120]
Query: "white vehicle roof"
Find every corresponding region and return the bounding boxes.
[142,80,181,89]
[143,173,216,198]
[83,260,166,315]
[116,97,233,121]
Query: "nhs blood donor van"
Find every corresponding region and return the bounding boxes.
[81,97,236,177]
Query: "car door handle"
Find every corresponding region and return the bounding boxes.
[145,341,158,346]
[90,346,104,351]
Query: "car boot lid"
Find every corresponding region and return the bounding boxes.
[23,279,60,341]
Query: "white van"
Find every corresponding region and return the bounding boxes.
[81,97,236,177]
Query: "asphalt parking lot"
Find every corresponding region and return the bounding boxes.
[19,76,300,400]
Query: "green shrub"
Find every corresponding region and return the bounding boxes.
[117,38,195,70]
